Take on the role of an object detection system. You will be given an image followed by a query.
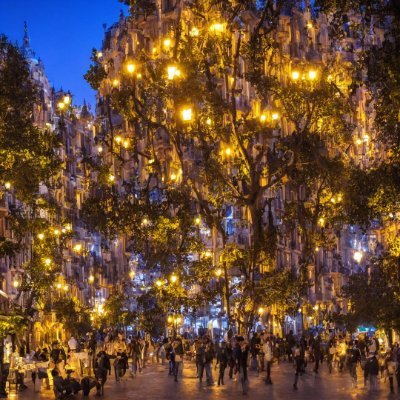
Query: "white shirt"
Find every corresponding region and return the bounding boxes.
[68,337,77,351]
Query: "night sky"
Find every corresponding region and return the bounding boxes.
[0,0,128,107]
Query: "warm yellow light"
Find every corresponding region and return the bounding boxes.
[353,251,363,263]
[37,233,45,240]
[204,250,212,258]
[63,95,71,105]
[260,114,267,123]
[167,65,181,80]
[123,139,130,149]
[126,63,136,74]
[163,38,172,49]
[190,27,199,37]
[61,228,66,234]
[318,217,325,227]
[225,147,232,157]
[129,270,136,279]
[58,102,65,110]
[54,229,60,236]
[155,279,163,287]
[73,243,83,253]
[330,197,336,204]
[258,307,264,314]
[170,173,177,181]
[306,22,313,29]
[206,118,212,125]
[313,304,319,311]
[209,23,225,33]
[195,217,201,225]
[63,285,69,292]
[271,112,280,121]
[44,258,52,266]
[176,316,182,324]
[215,268,222,277]
[90,315,94,321]
[181,108,193,122]
[136,73,142,79]
[356,138,362,145]
[291,71,300,80]
[97,145,103,153]
[56,283,62,289]
[12,279,19,289]
[115,135,122,144]
[64,223,72,232]
[337,194,343,202]
[97,51,103,58]
[108,174,115,183]
[327,74,333,82]
[308,70,317,80]
[315,246,320,252]
[142,218,148,226]
[363,134,369,142]
[112,79,119,87]
[167,316,173,323]
[88,275,95,284]
[4,182,11,190]
[170,274,178,283]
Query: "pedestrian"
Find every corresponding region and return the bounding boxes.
[293,342,304,391]
[94,351,110,395]
[236,336,249,395]
[367,353,379,392]
[286,330,295,362]
[216,341,228,386]
[262,335,273,385]
[328,337,337,373]
[172,337,184,382]
[204,341,214,386]
[312,335,322,374]
[195,340,205,380]
[68,336,78,353]
[348,340,361,388]
[384,349,396,394]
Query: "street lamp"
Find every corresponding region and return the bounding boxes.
[170,274,178,283]
[353,250,363,263]
[181,107,193,122]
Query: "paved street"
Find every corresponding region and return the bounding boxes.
[16,360,398,400]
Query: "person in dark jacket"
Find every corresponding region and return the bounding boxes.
[236,336,249,395]
[367,353,379,391]
[94,351,111,395]
[348,340,361,387]
[204,342,214,386]
[293,342,305,390]
[216,341,229,386]
[312,336,322,374]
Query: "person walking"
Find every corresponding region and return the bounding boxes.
[385,349,396,394]
[313,335,322,374]
[216,341,228,386]
[367,353,379,392]
[172,338,184,382]
[348,340,361,388]
[204,341,215,386]
[263,336,273,385]
[293,342,304,391]
[236,336,249,395]
[328,337,337,373]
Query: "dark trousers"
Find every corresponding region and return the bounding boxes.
[218,362,227,385]
[265,360,272,383]
[314,355,320,373]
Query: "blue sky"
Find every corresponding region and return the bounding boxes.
[0,0,128,107]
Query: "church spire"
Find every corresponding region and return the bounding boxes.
[21,21,35,59]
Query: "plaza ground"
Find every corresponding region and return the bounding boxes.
[16,359,398,400]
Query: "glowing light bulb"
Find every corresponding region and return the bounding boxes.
[88,275,95,284]
[97,145,103,153]
[215,268,222,277]
[209,23,225,33]
[190,27,199,37]
[181,108,193,122]
[4,182,11,190]
[308,70,317,80]
[271,112,280,120]
[353,251,363,263]
[73,243,83,253]
[291,71,300,80]
[163,38,172,49]
[167,65,181,80]
[258,307,264,314]
[155,279,163,287]
[170,274,178,283]
[63,95,71,105]
[112,79,120,87]
[108,174,115,183]
[260,114,267,123]
[44,258,52,266]
[206,118,212,125]
[195,217,201,225]
[225,147,232,156]
[115,135,122,144]
[54,229,60,236]
[126,63,136,74]
[37,233,45,240]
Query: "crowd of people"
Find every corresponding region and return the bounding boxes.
[4,328,400,398]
